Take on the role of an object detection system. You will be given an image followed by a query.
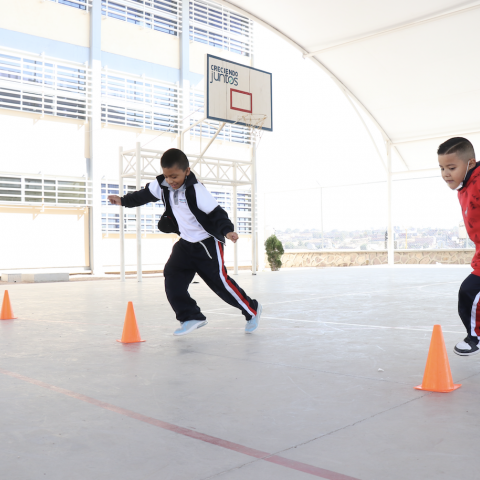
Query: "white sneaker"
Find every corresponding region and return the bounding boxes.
[245,303,262,334]
[173,320,208,336]
[454,338,480,356]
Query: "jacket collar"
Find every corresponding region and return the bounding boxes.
[459,161,480,190]
[157,171,198,192]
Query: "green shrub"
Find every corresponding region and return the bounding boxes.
[265,234,284,271]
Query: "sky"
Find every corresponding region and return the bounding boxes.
[253,24,464,232]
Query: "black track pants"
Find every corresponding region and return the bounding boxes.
[164,237,258,323]
[458,274,480,345]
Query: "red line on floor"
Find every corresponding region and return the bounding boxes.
[0,368,360,480]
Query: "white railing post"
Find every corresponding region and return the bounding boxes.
[233,166,238,275]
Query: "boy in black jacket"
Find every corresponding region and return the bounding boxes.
[108,148,262,336]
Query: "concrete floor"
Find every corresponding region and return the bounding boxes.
[1,266,479,480]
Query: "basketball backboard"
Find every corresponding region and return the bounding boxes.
[205,54,273,132]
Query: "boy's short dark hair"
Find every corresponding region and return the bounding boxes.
[161,148,189,170]
[437,137,475,161]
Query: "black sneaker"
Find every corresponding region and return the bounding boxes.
[454,337,480,356]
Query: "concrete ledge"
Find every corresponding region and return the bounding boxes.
[22,272,69,283]
[1,272,70,283]
[1,273,22,283]
[276,249,475,268]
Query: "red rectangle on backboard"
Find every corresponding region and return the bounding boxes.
[230,89,252,113]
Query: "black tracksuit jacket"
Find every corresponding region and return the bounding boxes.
[120,172,234,243]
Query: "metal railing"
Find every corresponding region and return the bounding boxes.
[0,48,91,120]
[189,0,253,56]
[102,69,181,132]
[102,0,182,35]
[0,173,92,207]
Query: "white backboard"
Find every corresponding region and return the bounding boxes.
[205,54,273,132]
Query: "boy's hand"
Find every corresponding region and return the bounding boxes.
[108,195,122,205]
[226,232,239,243]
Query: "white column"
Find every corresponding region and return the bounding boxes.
[251,142,258,275]
[179,0,190,149]
[386,141,394,265]
[119,147,125,281]
[136,142,142,282]
[320,187,324,249]
[88,0,104,275]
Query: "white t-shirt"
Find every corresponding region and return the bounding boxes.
[148,180,219,243]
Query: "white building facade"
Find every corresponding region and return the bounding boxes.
[0,0,256,273]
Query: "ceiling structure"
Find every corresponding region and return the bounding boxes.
[220,0,480,173]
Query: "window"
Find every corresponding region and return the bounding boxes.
[238,217,251,234]
[101,212,164,233]
[0,175,92,206]
[0,176,21,202]
[189,0,252,56]
[49,0,91,11]
[102,71,181,132]
[102,0,182,36]
[0,48,90,120]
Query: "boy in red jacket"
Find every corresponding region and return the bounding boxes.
[438,137,480,355]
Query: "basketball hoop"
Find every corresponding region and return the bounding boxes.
[237,114,268,142]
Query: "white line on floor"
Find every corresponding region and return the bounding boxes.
[206,281,460,310]
[202,310,464,334]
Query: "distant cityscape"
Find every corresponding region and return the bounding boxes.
[275,226,474,251]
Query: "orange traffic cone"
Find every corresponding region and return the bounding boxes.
[116,302,145,344]
[1,291,16,320]
[415,325,461,392]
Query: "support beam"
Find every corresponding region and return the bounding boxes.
[386,141,394,266]
[303,2,480,58]
[119,147,125,282]
[136,142,142,282]
[87,0,104,275]
[199,122,226,158]
[178,0,190,149]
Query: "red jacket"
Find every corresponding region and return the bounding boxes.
[458,163,480,275]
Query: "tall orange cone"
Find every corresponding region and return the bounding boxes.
[415,325,461,392]
[117,302,145,344]
[1,291,16,320]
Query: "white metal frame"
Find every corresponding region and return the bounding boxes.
[119,123,256,281]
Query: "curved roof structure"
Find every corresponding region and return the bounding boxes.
[220,0,480,172]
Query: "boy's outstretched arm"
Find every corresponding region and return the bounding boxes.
[108,183,159,207]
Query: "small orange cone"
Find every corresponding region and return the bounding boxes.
[116,302,145,344]
[415,325,461,392]
[1,291,16,320]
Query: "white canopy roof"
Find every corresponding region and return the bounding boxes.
[220,0,480,172]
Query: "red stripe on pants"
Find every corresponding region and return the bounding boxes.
[218,242,257,317]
